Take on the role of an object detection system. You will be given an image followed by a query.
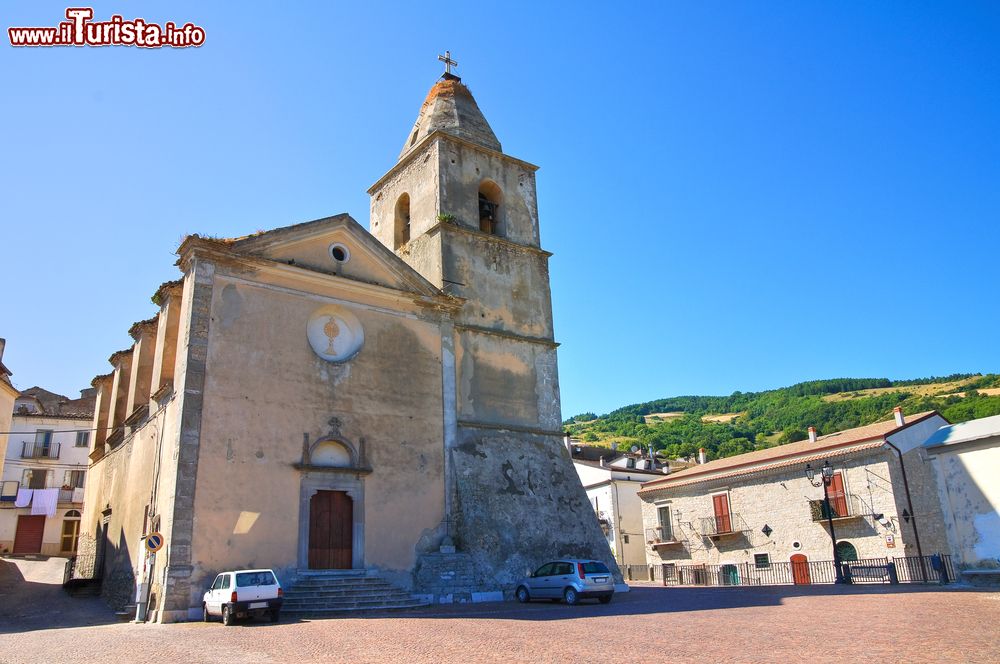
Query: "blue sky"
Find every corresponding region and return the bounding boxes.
[2,2,998,418]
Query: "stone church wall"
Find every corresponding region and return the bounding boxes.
[184,267,449,607]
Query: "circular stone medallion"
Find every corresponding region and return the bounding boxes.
[307,306,364,362]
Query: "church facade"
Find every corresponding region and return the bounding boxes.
[78,70,618,621]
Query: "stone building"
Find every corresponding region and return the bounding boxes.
[923,414,1000,584]
[0,387,94,555]
[78,68,617,621]
[570,442,684,567]
[637,409,951,583]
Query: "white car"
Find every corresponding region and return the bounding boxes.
[202,569,283,625]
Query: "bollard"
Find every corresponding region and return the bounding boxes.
[887,561,899,584]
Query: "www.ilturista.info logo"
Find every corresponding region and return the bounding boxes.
[8,8,205,48]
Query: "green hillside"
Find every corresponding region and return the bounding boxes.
[564,374,1000,461]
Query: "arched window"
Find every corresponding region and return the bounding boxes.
[478,180,502,236]
[65,510,81,518]
[836,540,858,562]
[394,193,411,249]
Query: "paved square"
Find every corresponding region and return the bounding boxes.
[2,558,998,663]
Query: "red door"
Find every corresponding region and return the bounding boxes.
[828,473,848,517]
[308,490,353,569]
[713,494,732,533]
[791,554,811,585]
[13,515,45,554]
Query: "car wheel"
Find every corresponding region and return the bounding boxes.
[599,595,612,604]
[269,609,280,623]
[203,604,211,622]
[564,588,579,605]
[515,586,530,603]
[222,606,234,626]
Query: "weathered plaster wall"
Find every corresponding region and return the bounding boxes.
[369,141,442,250]
[437,139,539,248]
[443,230,554,339]
[640,451,923,571]
[185,267,447,608]
[928,437,1000,568]
[455,334,560,431]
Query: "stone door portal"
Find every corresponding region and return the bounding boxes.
[309,490,353,569]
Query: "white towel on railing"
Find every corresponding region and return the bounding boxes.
[14,488,33,508]
[72,487,85,503]
[31,488,58,516]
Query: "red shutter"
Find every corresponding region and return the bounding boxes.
[713,494,732,533]
[14,515,45,554]
[829,473,848,517]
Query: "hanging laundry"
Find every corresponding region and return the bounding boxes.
[31,488,59,517]
[14,488,33,508]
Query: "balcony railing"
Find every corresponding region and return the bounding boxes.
[21,441,61,459]
[808,492,865,522]
[646,525,684,547]
[698,512,750,538]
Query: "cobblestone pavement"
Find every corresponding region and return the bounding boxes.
[1,558,998,664]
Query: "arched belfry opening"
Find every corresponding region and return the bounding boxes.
[394,193,411,249]
[478,180,502,236]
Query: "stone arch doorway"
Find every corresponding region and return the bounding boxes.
[297,436,368,570]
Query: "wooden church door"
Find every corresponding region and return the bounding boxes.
[308,490,353,569]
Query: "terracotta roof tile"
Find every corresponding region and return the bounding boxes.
[639,411,938,493]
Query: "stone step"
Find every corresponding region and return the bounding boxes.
[282,569,428,615]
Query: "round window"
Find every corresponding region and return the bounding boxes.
[792,541,802,550]
[329,243,350,263]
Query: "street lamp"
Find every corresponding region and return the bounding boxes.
[805,460,848,584]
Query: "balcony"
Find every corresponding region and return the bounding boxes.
[21,441,61,460]
[809,492,865,522]
[646,525,684,549]
[698,513,750,539]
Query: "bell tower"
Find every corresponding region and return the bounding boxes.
[368,59,619,593]
[368,68,558,431]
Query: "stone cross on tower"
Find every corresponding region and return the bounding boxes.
[437,50,458,75]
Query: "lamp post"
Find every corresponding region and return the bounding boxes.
[805,460,848,584]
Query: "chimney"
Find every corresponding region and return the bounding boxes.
[599,458,606,468]
[564,434,572,453]
[698,448,707,465]
[0,338,5,364]
[808,427,817,444]
[893,407,905,427]
[80,387,97,399]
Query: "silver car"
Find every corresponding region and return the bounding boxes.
[515,559,614,605]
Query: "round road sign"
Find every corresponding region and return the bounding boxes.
[145,532,164,553]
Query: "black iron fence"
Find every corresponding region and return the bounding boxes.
[624,554,954,587]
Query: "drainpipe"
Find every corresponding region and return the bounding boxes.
[884,439,926,579]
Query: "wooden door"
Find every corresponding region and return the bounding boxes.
[13,515,45,554]
[828,473,848,517]
[61,519,80,554]
[308,490,353,569]
[713,494,732,533]
[790,553,811,585]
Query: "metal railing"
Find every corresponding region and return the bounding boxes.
[646,525,683,545]
[698,512,749,537]
[21,441,61,459]
[644,554,954,587]
[808,492,865,521]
